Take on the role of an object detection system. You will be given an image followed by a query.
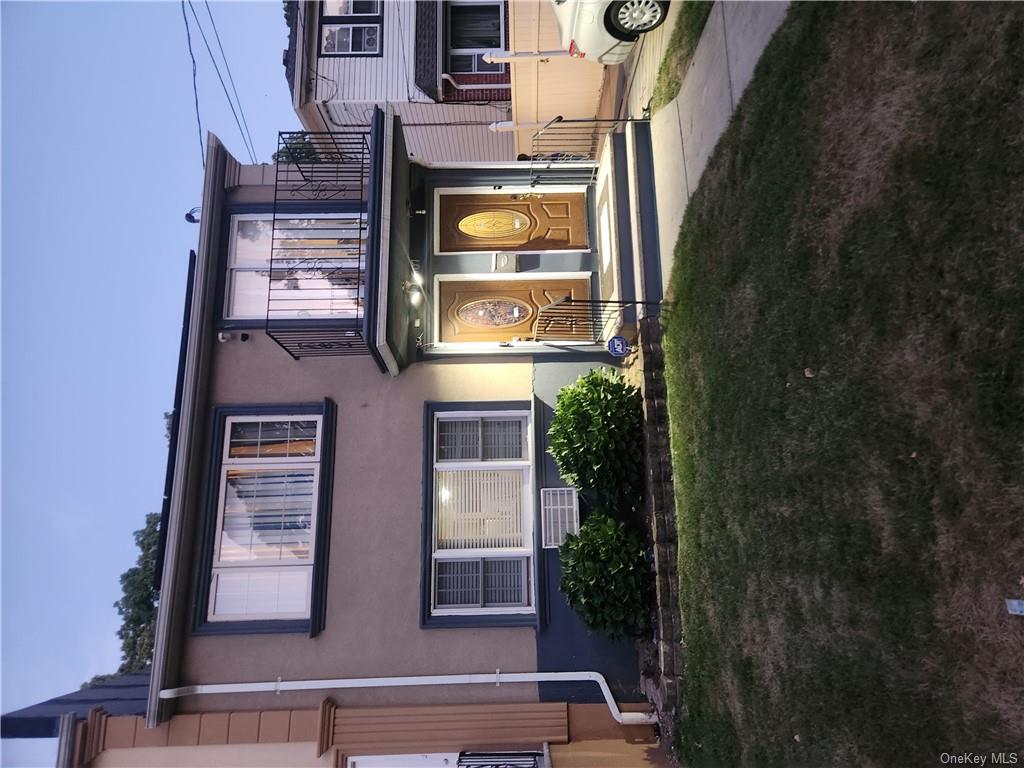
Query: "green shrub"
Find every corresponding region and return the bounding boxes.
[559,513,653,638]
[547,368,644,511]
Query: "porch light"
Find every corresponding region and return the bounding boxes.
[403,278,423,307]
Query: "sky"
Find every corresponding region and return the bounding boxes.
[1,2,300,765]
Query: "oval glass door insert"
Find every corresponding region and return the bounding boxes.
[456,297,533,328]
[457,210,530,240]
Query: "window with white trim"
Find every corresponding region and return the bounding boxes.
[208,415,323,621]
[223,214,367,321]
[430,411,534,614]
[447,1,505,74]
[320,1,382,57]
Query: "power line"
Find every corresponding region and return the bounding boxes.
[181,0,205,168]
[203,0,258,163]
[186,0,258,164]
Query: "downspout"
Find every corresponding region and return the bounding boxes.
[481,50,571,63]
[159,670,657,726]
[441,73,511,92]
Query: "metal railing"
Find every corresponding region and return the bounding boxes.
[533,297,661,343]
[527,117,645,186]
[267,131,372,359]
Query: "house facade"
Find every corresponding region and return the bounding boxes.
[52,108,667,766]
[285,0,615,163]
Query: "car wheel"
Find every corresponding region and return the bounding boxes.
[605,0,669,40]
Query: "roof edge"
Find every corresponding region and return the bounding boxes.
[146,134,229,727]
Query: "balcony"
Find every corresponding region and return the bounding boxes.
[266,120,384,359]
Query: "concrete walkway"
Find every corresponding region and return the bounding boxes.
[647,1,790,287]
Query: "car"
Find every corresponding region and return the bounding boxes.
[549,0,671,65]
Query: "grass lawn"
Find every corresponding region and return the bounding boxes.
[662,3,1024,766]
[648,1,713,113]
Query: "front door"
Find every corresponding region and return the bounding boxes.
[439,278,591,343]
[438,192,589,252]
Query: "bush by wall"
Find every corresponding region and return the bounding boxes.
[559,513,653,638]
[547,368,644,512]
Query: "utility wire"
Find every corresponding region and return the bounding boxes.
[181,0,205,168]
[203,0,258,163]
[186,0,258,163]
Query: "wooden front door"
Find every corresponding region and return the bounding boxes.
[438,193,589,252]
[439,278,591,342]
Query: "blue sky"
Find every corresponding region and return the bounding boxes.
[1,3,299,765]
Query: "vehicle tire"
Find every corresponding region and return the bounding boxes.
[605,0,670,41]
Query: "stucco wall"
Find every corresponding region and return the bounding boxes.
[178,335,540,712]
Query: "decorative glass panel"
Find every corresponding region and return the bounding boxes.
[456,298,532,329]
[457,210,530,239]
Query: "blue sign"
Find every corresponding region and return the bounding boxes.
[607,336,630,358]
[1008,599,1024,616]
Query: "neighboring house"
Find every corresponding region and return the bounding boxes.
[26,107,666,766]
[284,0,614,163]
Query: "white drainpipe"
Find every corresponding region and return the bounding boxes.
[440,74,511,92]
[482,50,572,63]
[487,120,553,133]
[159,669,658,726]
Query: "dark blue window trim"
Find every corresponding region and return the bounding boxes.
[420,400,539,629]
[192,400,336,637]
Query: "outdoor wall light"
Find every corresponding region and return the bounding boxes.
[403,272,425,306]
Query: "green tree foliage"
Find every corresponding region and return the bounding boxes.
[559,513,653,638]
[546,368,644,512]
[113,512,160,673]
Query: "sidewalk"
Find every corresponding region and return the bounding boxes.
[648,1,790,287]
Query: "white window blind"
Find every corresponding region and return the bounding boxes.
[431,411,533,615]
[541,487,580,548]
[209,415,322,621]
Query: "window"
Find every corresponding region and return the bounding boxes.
[320,0,383,57]
[447,1,504,73]
[195,402,336,635]
[224,214,366,322]
[427,408,535,619]
[208,415,323,621]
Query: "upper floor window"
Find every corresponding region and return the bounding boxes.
[428,409,535,620]
[320,0,383,57]
[224,213,366,322]
[208,415,324,622]
[447,1,505,73]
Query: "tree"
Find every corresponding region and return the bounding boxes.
[113,512,160,673]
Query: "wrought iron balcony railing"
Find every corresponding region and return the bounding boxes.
[266,130,374,359]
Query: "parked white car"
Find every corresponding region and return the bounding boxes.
[550,0,670,65]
